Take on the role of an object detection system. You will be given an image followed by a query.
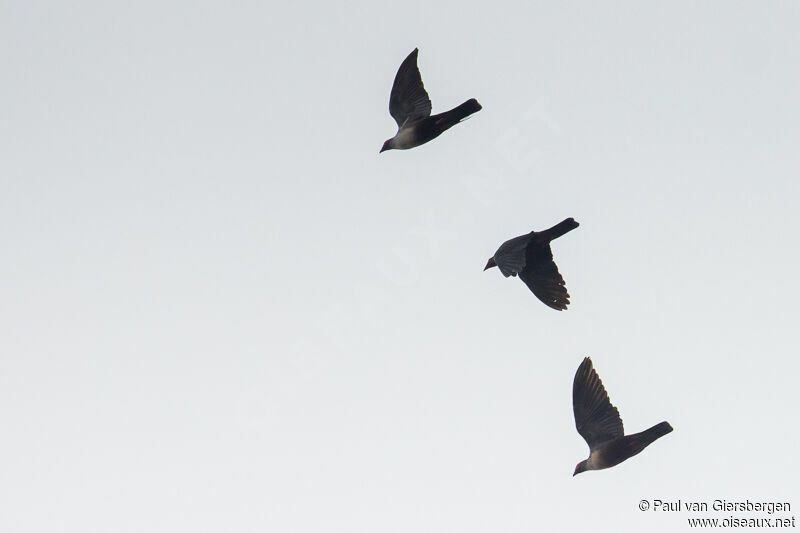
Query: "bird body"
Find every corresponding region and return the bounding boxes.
[573,357,673,476]
[384,124,420,150]
[484,218,579,310]
[582,422,673,471]
[381,49,481,152]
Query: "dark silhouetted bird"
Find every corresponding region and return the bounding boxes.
[380,48,481,153]
[572,357,673,476]
[484,218,578,310]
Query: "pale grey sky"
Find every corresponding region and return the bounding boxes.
[1,1,799,532]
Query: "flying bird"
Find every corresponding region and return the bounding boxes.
[484,218,578,310]
[572,357,673,476]
[380,48,481,153]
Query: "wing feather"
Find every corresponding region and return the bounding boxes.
[518,243,570,310]
[572,357,625,451]
[492,233,531,278]
[389,48,432,128]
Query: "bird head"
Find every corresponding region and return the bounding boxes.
[380,140,392,153]
[573,460,588,476]
[483,257,497,271]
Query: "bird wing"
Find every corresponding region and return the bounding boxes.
[492,233,531,277]
[572,357,625,451]
[517,243,570,310]
[389,48,432,128]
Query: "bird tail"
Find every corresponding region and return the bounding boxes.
[435,98,482,130]
[616,421,673,461]
[642,422,672,444]
[540,218,579,242]
[637,421,673,447]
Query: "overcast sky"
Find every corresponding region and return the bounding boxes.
[1,1,799,532]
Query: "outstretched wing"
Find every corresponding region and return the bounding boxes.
[492,233,531,277]
[573,357,625,451]
[518,243,570,310]
[389,48,432,127]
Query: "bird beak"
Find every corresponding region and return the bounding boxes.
[483,258,495,271]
